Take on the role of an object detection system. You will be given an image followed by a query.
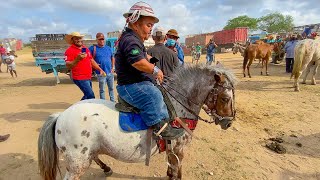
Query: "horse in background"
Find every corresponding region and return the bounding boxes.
[232,43,246,56]
[271,42,285,64]
[291,39,320,91]
[242,41,274,77]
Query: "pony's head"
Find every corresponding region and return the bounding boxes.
[232,43,246,55]
[232,43,240,54]
[202,73,236,130]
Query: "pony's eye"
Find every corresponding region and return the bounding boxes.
[221,97,230,102]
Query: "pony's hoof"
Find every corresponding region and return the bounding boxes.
[249,75,252,78]
[301,81,306,84]
[294,88,300,92]
[243,74,246,77]
[104,169,113,177]
[266,73,269,76]
[260,72,263,75]
[311,82,316,85]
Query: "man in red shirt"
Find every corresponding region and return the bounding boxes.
[65,32,105,100]
[0,44,7,72]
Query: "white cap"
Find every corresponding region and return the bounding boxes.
[152,26,166,37]
[123,1,159,23]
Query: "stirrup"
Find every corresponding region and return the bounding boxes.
[153,122,169,139]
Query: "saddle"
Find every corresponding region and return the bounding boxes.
[115,96,140,114]
[114,86,197,166]
[115,85,177,119]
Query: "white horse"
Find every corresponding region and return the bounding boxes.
[38,65,237,180]
[291,39,320,91]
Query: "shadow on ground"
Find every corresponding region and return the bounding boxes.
[0,153,167,180]
[5,77,73,87]
[0,111,51,122]
[279,169,320,180]
[28,102,72,110]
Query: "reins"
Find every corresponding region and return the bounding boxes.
[161,75,235,124]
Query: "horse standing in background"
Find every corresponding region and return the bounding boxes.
[242,41,274,78]
[232,43,246,56]
[291,39,320,91]
[271,42,285,64]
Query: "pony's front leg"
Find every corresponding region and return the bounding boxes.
[247,59,253,78]
[167,137,186,180]
[243,65,246,77]
[311,62,319,85]
[260,59,264,75]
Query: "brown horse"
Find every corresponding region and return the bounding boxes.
[243,41,273,77]
[271,42,285,64]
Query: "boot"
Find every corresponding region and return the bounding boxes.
[0,134,10,142]
[153,120,184,140]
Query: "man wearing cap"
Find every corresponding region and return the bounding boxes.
[284,34,298,73]
[147,26,179,77]
[206,39,218,65]
[89,33,115,102]
[65,32,105,100]
[166,29,184,65]
[115,1,184,140]
[0,44,6,72]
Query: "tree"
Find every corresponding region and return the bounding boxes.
[258,12,294,33]
[223,15,259,30]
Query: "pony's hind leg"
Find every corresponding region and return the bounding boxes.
[294,71,302,91]
[63,150,93,180]
[260,59,264,75]
[302,62,313,84]
[265,57,270,76]
[93,156,113,176]
[311,62,319,85]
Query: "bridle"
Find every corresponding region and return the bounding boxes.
[203,82,236,124]
[161,77,236,124]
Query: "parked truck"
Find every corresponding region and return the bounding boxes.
[185,27,248,53]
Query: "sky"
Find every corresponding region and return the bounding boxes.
[1,0,319,42]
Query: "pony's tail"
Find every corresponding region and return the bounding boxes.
[291,43,305,79]
[38,113,60,180]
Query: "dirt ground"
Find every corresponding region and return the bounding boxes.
[0,47,320,180]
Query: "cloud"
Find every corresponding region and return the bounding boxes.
[217,5,233,12]
[0,0,319,42]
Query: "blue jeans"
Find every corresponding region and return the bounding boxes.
[73,79,95,100]
[206,54,214,65]
[116,81,169,126]
[97,73,115,101]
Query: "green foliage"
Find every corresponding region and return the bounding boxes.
[258,12,294,33]
[223,15,259,30]
[223,12,294,33]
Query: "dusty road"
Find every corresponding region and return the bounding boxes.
[0,47,320,180]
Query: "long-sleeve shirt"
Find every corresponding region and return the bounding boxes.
[284,40,298,59]
[175,44,184,65]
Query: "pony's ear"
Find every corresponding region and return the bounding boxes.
[214,74,226,83]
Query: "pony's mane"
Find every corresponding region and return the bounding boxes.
[170,63,237,87]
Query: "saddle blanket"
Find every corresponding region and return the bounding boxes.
[119,112,148,132]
